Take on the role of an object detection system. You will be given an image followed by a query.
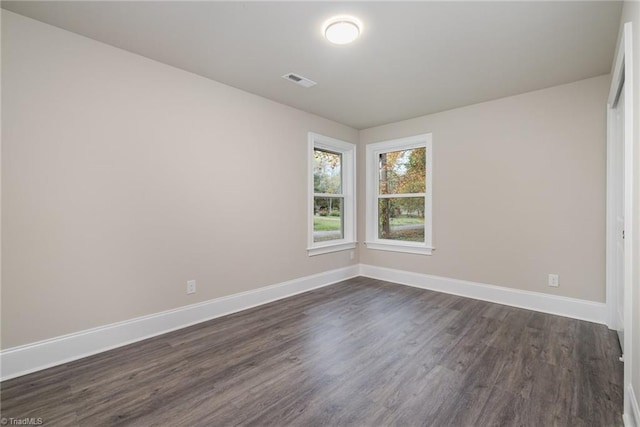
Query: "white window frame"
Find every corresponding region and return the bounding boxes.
[308,133,356,256]
[365,133,433,255]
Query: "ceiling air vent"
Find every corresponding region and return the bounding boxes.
[282,73,317,88]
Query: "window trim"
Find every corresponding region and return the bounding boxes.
[308,133,356,256]
[365,133,434,255]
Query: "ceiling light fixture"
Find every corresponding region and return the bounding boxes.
[323,16,362,45]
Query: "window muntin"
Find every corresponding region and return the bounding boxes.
[377,146,426,243]
[313,149,344,242]
[366,134,433,255]
[308,133,356,255]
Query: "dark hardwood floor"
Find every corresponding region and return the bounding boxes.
[1,277,623,426]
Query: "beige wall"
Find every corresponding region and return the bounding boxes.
[358,75,609,303]
[0,9,615,355]
[1,11,358,349]
[618,0,640,418]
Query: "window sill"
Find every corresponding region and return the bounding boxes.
[308,242,357,256]
[364,241,434,255]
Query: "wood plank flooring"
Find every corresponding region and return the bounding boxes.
[1,277,623,426]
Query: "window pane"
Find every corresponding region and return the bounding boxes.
[378,147,426,194]
[313,197,344,242]
[378,197,425,242]
[314,149,342,194]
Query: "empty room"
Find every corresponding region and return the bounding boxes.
[1,1,640,426]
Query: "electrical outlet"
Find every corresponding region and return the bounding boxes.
[187,280,196,294]
[349,251,354,260]
[548,274,559,287]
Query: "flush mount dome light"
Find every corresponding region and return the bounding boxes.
[323,16,362,45]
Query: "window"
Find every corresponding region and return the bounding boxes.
[308,133,356,256]
[365,134,433,255]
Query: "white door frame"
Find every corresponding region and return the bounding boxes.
[605,21,634,424]
[606,66,625,334]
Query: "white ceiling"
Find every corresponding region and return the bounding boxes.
[2,1,623,129]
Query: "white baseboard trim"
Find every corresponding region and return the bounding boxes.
[0,263,609,381]
[627,384,640,427]
[0,265,359,382]
[359,264,607,324]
